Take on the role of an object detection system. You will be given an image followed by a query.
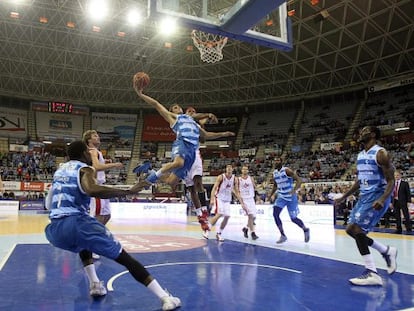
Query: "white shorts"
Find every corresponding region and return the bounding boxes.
[243,197,257,216]
[89,198,111,216]
[184,149,203,187]
[212,198,231,217]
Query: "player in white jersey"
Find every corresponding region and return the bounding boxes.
[210,164,245,242]
[237,165,259,240]
[83,130,123,224]
[184,107,235,239]
[83,130,124,259]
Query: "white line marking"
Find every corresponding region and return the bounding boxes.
[0,243,17,271]
[107,261,302,291]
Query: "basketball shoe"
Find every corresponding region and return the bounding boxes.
[304,228,310,243]
[382,246,397,274]
[145,171,158,184]
[90,281,107,297]
[349,269,383,286]
[242,227,248,238]
[161,291,181,311]
[276,235,287,244]
[132,160,151,174]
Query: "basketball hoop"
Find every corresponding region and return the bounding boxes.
[191,30,228,63]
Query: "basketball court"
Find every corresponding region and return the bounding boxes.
[0,209,413,311]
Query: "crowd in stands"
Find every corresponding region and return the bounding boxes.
[0,151,57,182]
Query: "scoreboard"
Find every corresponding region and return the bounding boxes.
[31,101,89,116]
[48,102,73,113]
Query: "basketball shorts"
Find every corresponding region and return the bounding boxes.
[349,190,391,233]
[171,139,197,180]
[242,197,257,216]
[212,198,231,217]
[45,214,122,259]
[89,197,111,216]
[184,149,203,187]
[274,194,300,219]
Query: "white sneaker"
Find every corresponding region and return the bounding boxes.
[89,281,107,297]
[382,246,397,275]
[202,230,209,239]
[92,253,100,260]
[349,270,383,286]
[216,233,224,242]
[161,292,181,311]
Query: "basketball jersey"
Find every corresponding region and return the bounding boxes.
[89,147,106,184]
[172,114,200,147]
[215,174,235,202]
[356,144,386,195]
[48,160,90,219]
[273,167,294,200]
[238,176,255,199]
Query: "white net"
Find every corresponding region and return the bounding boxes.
[191,30,228,63]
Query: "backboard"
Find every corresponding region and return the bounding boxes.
[148,0,292,51]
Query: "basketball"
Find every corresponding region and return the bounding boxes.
[133,72,150,89]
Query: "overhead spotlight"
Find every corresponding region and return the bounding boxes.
[66,21,76,28]
[10,11,20,19]
[127,9,142,26]
[159,17,177,35]
[313,9,329,23]
[39,16,48,24]
[88,0,109,21]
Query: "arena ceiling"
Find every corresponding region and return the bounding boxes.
[0,0,413,110]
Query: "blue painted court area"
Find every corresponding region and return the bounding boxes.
[0,240,412,311]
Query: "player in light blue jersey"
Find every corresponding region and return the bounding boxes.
[45,141,181,310]
[268,156,310,244]
[135,88,199,189]
[135,86,232,194]
[335,126,397,286]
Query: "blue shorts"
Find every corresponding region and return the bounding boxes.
[45,214,122,259]
[349,190,391,233]
[274,194,300,219]
[171,139,197,180]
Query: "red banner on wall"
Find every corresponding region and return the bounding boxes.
[142,115,175,142]
[20,182,45,192]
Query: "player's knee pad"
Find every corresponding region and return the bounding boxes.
[355,233,370,255]
[79,250,93,262]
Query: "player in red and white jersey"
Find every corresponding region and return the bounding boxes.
[237,165,259,240]
[210,164,245,241]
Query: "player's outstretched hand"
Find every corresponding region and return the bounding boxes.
[130,180,151,193]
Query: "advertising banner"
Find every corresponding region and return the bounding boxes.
[19,200,45,210]
[36,112,83,140]
[142,114,175,142]
[0,107,27,138]
[91,112,137,147]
